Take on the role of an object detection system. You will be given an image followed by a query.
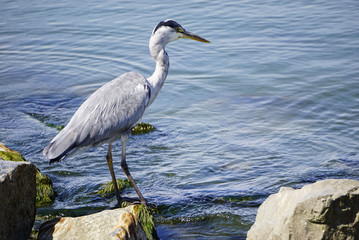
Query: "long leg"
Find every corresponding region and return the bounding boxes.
[106,143,122,205]
[121,135,147,207]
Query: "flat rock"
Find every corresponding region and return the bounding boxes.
[38,205,156,240]
[0,160,37,240]
[247,179,359,240]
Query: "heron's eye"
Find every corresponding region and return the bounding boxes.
[176,27,184,33]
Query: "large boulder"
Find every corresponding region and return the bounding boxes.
[38,204,158,240]
[0,142,55,206]
[247,179,359,240]
[0,160,37,240]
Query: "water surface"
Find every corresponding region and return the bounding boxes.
[1,1,359,239]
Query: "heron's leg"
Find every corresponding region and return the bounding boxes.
[121,135,147,207]
[106,143,122,205]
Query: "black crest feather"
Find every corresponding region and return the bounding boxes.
[153,20,181,34]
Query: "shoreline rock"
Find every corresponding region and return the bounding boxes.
[0,142,55,206]
[38,204,158,240]
[0,143,159,240]
[0,160,37,240]
[247,179,359,240]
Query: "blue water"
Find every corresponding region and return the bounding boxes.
[1,1,359,238]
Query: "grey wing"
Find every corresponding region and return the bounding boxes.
[43,72,151,161]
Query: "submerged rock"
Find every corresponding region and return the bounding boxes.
[25,112,64,131]
[0,160,37,240]
[0,142,55,206]
[247,179,359,240]
[131,122,156,135]
[96,178,132,197]
[38,205,158,240]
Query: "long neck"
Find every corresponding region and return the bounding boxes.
[147,35,170,106]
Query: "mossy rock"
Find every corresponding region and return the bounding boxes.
[96,178,132,197]
[25,112,64,131]
[215,195,255,203]
[132,204,159,240]
[0,147,26,162]
[0,142,55,206]
[36,170,55,206]
[131,122,156,135]
[45,123,64,131]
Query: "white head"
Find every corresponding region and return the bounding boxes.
[150,19,210,47]
[149,19,209,61]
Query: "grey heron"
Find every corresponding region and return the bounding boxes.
[43,19,210,207]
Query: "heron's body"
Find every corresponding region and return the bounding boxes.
[43,20,209,207]
[44,72,151,162]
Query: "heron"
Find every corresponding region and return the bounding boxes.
[43,19,210,208]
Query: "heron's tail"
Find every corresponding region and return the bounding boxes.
[43,129,77,164]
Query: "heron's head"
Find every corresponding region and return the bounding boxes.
[151,19,210,45]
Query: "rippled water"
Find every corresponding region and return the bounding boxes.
[1,1,359,238]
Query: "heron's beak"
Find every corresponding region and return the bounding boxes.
[181,30,210,43]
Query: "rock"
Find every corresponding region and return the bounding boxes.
[38,204,158,240]
[0,143,26,162]
[0,142,55,206]
[0,160,37,240]
[35,170,55,206]
[247,179,359,240]
[25,112,64,131]
[96,178,132,197]
[131,122,156,135]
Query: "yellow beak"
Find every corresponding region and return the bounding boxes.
[181,30,210,43]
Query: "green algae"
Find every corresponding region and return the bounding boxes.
[96,178,132,197]
[25,112,64,131]
[45,123,64,131]
[215,195,255,203]
[131,122,156,135]
[35,171,55,206]
[133,204,159,240]
[0,150,26,162]
[28,227,39,240]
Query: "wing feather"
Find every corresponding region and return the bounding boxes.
[43,72,151,161]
